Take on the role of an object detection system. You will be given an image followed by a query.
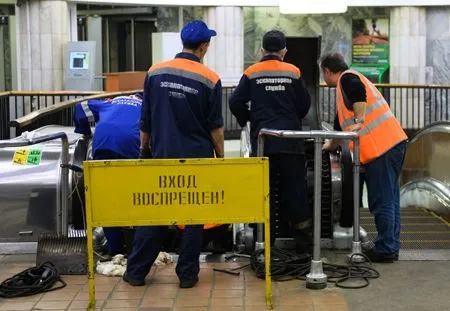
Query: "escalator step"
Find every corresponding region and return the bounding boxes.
[361,207,450,250]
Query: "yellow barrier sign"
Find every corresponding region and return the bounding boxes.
[84,158,273,310]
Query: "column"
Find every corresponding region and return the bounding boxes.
[16,0,73,91]
[389,7,427,129]
[390,6,427,84]
[203,7,244,87]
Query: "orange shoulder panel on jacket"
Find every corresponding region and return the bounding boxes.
[244,60,300,78]
[149,58,220,85]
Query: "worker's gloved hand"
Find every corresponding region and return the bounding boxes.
[139,147,152,159]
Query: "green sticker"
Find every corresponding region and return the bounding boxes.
[26,148,43,165]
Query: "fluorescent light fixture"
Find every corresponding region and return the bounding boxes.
[279,0,348,14]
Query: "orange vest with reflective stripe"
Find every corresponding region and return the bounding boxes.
[177,224,221,230]
[336,70,407,164]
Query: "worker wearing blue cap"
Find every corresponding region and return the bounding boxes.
[124,20,224,289]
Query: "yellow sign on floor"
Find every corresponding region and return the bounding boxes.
[84,158,273,310]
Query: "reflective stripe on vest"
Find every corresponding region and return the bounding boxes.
[81,101,95,122]
[336,70,407,164]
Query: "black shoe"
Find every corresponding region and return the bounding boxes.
[179,276,199,288]
[122,272,145,286]
[394,252,399,261]
[363,248,395,263]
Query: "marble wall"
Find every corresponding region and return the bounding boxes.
[156,6,179,32]
[0,5,13,91]
[426,7,450,85]
[156,6,203,33]
[244,7,388,69]
[16,0,71,91]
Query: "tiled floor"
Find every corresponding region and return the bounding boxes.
[0,261,349,311]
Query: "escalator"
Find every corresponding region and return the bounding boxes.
[361,121,450,260]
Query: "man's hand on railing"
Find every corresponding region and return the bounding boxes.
[346,123,363,132]
[322,139,340,152]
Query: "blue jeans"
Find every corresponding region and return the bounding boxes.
[365,141,406,255]
[126,225,203,282]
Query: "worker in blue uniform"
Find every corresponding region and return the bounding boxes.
[123,20,224,288]
[73,93,143,257]
[229,30,312,255]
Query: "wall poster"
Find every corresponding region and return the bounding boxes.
[352,18,389,65]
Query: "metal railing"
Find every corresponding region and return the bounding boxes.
[319,84,450,129]
[0,91,102,139]
[1,84,450,140]
[257,128,363,290]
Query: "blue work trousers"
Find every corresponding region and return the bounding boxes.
[365,141,407,255]
[94,149,128,255]
[126,225,203,282]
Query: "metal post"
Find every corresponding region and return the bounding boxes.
[131,17,135,71]
[60,136,70,237]
[306,138,327,289]
[255,134,265,251]
[348,137,364,262]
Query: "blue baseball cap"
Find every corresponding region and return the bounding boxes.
[181,20,217,45]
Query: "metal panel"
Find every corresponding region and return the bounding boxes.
[0,125,88,243]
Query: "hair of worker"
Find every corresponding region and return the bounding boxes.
[319,53,349,73]
[183,39,210,50]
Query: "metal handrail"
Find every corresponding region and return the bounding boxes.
[10,90,142,128]
[0,132,70,236]
[256,128,362,289]
[0,91,103,96]
[320,83,450,89]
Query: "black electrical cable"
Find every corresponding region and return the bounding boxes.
[246,247,380,289]
[0,262,66,298]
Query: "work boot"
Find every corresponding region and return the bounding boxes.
[122,272,145,286]
[394,252,399,261]
[363,248,395,263]
[179,275,199,289]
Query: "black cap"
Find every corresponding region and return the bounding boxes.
[262,30,286,52]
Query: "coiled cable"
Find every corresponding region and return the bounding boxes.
[0,262,66,298]
[249,247,380,289]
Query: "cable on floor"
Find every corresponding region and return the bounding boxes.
[0,262,66,298]
[216,247,380,289]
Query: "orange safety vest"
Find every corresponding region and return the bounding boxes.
[177,224,221,230]
[336,70,407,164]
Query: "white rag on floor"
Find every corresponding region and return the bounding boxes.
[96,252,174,277]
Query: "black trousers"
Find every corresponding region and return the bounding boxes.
[268,154,310,239]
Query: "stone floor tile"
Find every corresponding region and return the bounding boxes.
[211,289,244,298]
[172,308,207,311]
[41,289,79,301]
[210,297,244,307]
[110,290,145,300]
[67,300,104,310]
[0,301,35,311]
[139,298,175,308]
[173,296,209,307]
[313,304,349,311]
[75,290,110,300]
[103,299,140,308]
[33,300,71,310]
[283,305,314,311]
[208,307,244,311]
